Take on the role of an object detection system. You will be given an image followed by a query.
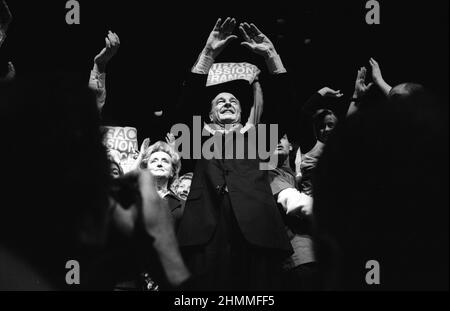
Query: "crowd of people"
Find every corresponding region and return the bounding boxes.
[0,2,448,291]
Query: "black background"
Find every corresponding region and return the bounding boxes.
[1,0,448,152]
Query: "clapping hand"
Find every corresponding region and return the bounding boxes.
[165,133,176,150]
[354,67,373,98]
[94,31,120,72]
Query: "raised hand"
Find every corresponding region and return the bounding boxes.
[94,31,120,72]
[369,58,392,96]
[165,133,176,150]
[318,87,344,98]
[239,23,276,58]
[369,58,383,84]
[353,67,373,98]
[130,138,150,171]
[204,17,238,58]
[139,138,150,155]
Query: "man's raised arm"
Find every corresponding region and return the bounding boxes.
[192,17,237,74]
[239,22,287,75]
[369,58,392,97]
[177,18,237,120]
[347,66,373,117]
[88,31,120,112]
[239,22,292,131]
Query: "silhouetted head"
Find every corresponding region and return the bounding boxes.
[388,82,425,100]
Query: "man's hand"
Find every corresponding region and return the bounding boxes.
[130,138,150,171]
[318,87,344,98]
[239,23,276,58]
[203,17,238,59]
[239,22,286,74]
[139,138,150,155]
[369,58,392,96]
[369,58,383,85]
[94,31,120,73]
[278,188,313,217]
[347,67,374,117]
[353,67,373,99]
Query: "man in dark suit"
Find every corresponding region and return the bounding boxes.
[175,18,293,290]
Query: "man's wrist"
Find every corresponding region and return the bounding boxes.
[202,46,218,59]
[374,76,384,86]
[192,49,215,74]
[265,50,287,74]
[262,48,278,60]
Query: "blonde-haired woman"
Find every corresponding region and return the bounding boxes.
[133,139,184,230]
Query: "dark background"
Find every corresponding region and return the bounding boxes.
[1,0,448,153]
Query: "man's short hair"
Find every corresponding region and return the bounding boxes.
[388,83,425,99]
[178,172,193,182]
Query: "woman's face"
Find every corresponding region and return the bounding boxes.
[147,151,173,180]
[317,114,338,143]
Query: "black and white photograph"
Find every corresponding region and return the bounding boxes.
[0,0,448,299]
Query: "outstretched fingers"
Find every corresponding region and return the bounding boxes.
[239,24,251,42]
[213,18,222,31]
[249,23,262,36]
[220,17,232,32]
